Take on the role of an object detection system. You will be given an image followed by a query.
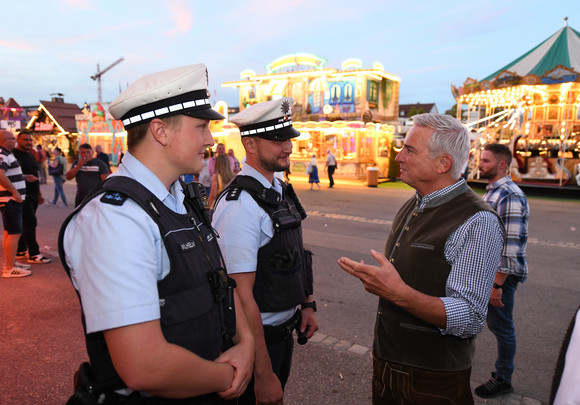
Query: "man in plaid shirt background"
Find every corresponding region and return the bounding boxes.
[476,143,530,398]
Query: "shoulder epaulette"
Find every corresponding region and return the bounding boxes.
[100,191,129,205]
[223,175,281,208]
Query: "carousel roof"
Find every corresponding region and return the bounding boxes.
[483,23,580,82]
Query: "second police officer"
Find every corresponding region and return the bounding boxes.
[212,97,318,405]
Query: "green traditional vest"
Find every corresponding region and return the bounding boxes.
[373,182,495,371]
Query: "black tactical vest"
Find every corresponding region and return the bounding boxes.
[218,176,313,312]
[59,176,236,393]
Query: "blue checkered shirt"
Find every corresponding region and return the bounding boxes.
[483,176,529,282]
[416,179,505,338]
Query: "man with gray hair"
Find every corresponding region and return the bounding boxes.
[338,113,505,404]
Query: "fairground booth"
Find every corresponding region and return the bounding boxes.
[25,96,82,160]
[216,53,401,179]
[454,21,580,187]
[0,97,25,133]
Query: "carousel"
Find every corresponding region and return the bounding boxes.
[454,19,580,187]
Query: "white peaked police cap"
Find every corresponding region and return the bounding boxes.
[109,63,224,129]
[229,97,300,141]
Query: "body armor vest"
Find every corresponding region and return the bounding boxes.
[219,176,313,312]
[59,176,236,394]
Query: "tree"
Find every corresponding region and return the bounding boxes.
[444,103,458,117]
[408,105,425,118]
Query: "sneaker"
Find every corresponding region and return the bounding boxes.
[2,267,32,278]
[45,201,55,206]
[475,372,513,398]
[15,251,28,259]
[58,203,67,208]
[28,254,52,264]
[15,262,32,270]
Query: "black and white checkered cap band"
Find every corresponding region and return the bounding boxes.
[120,90,212,128]
[239,117,293,137]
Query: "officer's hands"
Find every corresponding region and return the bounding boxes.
[299,307,318,339]
[255,371,284,405]
[490,287,504,308]
[215,338,254,399]
[338,249,407,302]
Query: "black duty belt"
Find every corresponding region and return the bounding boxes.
[262,310,300,344]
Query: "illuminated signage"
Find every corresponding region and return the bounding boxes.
[240,69,256,79]
[342,59,362,70]
[266,53,327,74]
[34,122,54,131]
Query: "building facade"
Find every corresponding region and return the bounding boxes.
[220,53,401,179]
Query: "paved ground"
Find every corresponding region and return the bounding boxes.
[1,175,577,404]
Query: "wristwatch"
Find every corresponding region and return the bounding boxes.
[493,283,504,289]
[301,301,317,312]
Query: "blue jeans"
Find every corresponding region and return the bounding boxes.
[52,176,67,205]
[486,274,520,381]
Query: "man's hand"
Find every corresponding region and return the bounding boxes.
[490,288,504,308]
[299,307,318,339]
[11,190,22,203]
[255,371,284,405]
[77,156,89,167]
[215,337,254,399]
[338,249,407,302]
[24,174,38,182]
[338,249,448,329]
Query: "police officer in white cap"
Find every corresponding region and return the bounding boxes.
[212,97,318,405]
[60,64,253,404]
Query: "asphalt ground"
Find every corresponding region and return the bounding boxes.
[1,175,578,404]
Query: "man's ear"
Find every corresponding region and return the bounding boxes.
[241,137,257,154]
[437,154,453,174]
[499,159,509,173]
[149,119,169,146]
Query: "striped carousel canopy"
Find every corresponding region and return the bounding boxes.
[482,22,580,82]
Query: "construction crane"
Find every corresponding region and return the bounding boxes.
[90,58,124,103]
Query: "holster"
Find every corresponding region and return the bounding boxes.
[66,362,101,405]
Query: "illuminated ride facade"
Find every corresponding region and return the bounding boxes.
[455,22,580,187]
[217,53,401,179]
[75,102,126,166]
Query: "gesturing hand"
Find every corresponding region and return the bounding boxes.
[338,249,407,303]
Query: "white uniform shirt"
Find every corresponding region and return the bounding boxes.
[212,164,296,326]
[64,151,185,334]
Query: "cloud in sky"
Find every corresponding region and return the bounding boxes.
[55,0,94,10]
[0,39,39,52]
[165,0,193,36]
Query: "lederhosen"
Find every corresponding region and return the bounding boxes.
[59,177,236,405]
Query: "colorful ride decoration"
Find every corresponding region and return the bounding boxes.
[454,21,580,186]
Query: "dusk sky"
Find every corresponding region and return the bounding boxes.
[1,0,578,114]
